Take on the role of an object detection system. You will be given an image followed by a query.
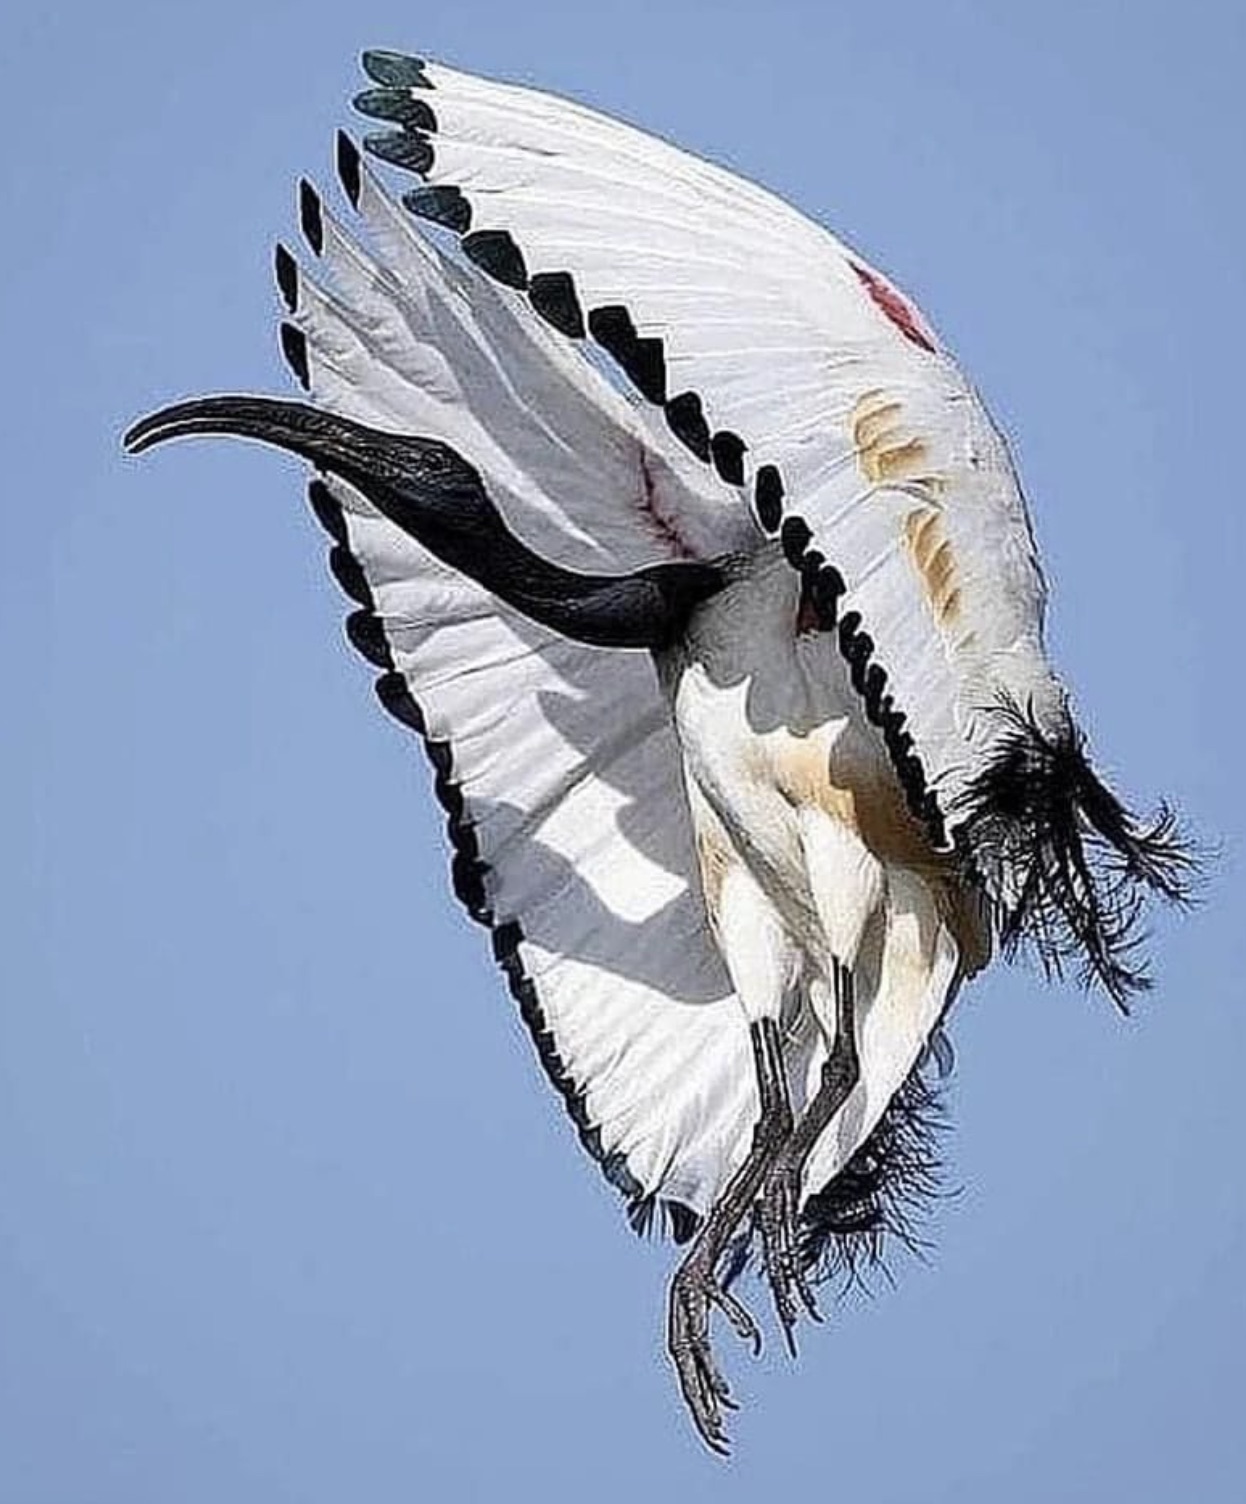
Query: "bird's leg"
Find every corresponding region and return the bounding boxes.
[756,808,878,1348]
[669,804,804,1450]
[668,1016,793,1454]
[758,958,860,1351]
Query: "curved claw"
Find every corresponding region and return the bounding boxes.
[668,1258,761,1454]
[795,1270,823,1324]
[664,1016,799,1451]
[710,1283,763,1357]
[668,1279,726,1451]
[759,1156,822,1356]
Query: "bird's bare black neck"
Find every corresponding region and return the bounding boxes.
[124,397,725,651]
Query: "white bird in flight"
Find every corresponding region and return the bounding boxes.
[125,51,1195,1452]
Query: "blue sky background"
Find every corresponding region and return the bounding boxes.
[4,2,1244,1499]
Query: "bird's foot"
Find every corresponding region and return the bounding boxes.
[667,1249,762,1454]
[758,1154,822,1354]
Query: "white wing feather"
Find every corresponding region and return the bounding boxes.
[277,155,969,1229]
[354,56,1066,843]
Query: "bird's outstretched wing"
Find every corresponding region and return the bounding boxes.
[263,154,770,1234]
[343,52,1191,1001]
[128,50,1192,1251]
[348,52,1051,843]
[314,471,758,1235]
[163,123,961,1247]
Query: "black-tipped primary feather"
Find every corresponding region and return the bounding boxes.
[813,563,844,620]
[353,89,437,132]
[361,50,433,90]
[755,464,784,532]
[710,431,747,486]
[588,305,667,404]
[529,271,585,338]
[329,544,372,606]
[306,478,347,545]
[452,842,490,920]
[274,244,298,312]
[863,663,888,718]
[346,608,391,668]
[336,131,362,208]
[402,184,472,232]
[279,322,310,389]
[845,629,874,693]
[364,130,434,174]
[900,754,927,797]
[298,180,324,255]
[490,919,647,1206]
[374,670,426,734]
[781,515,812,568]
[815,572,840,621]
[461,230,528,290]
[664,391,711,462]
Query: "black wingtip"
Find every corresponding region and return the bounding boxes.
[274,243,298,312]
[353,89,437,133]
[755,464,784,533]
[710,430,747,487]
[329,544,372,607]
[363,129,434,175]
[402,184,472,233]
[279,321,310,390]
[375,670,426,735]
[361,49,433,90]
[298,179,324,255]
[529,271,586,339]
[811,561,845,626]
[588,305,667,404]
[336,130,362,209]
[307,479,348,545]
[664,391,712,463]
[461,229,529,290]
[346,608,392,669]
[780,514,812,568]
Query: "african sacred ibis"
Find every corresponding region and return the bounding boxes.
[125,52,1196,1453]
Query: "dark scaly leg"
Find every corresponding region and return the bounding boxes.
[667,1016,793,1454]
[758,958,860,1352]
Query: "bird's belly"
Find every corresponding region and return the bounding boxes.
[666,660,853,924]
[667,648,944,916]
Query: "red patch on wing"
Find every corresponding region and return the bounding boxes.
[638,448,697,558]
[795,576,824,636]
[851,262,937,354]
[796,595,821,636]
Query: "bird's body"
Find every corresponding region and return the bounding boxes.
[661,548,988,1187]
[125,50,1193,1451]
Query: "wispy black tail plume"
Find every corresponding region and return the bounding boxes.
[953,699,1199,1008]
[799,1064,950,1289]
